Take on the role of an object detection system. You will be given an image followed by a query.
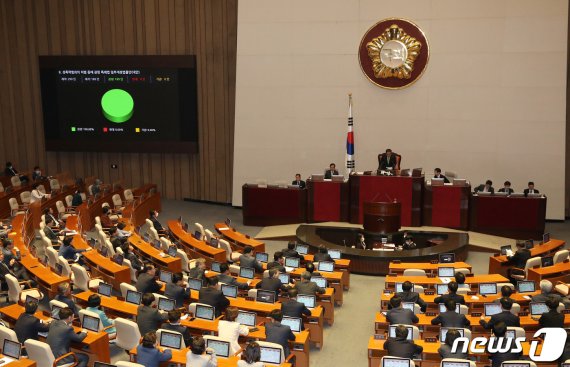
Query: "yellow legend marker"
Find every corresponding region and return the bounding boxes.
[135,128,140,133]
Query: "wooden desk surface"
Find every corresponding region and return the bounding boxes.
[214,223,265,252]
[125,227,182,273]
[6,359,36,367]
[389,262,472,272]
[492,240,565,263]
[168,220,227,262]
[527,261,570,283]
[385,274,508,286]
[379,291,539,306]
[303,254,351,268]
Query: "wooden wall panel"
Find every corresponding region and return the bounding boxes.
[0,0,237,203]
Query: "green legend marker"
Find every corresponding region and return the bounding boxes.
[101,89,134,123]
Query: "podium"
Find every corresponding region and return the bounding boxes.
[363,201,401,233]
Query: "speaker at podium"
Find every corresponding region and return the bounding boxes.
[363,201,401,233]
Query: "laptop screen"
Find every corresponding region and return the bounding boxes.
[98,283,112,297]
[389,325,413,340]
[25,295,39,305]
[502,363,531,367]
[395,283,412,293]
[505,330,516,339]
[55,263,63,275]
[225,218,231,226]
[51,305,62,320]
[284,257,300,268]
[236,311,256,327]
[441,362,469,367]
[152,239,162,250]
[158,298,176,312]
[439,303,460,313]
[256,290,276,304]
[542,256,554,267]
[484,303,502,316]
[193,231,202,240]
[159,270,173,283]
[111,254,123,265]
[278,273,290,284]
[188,278,203,291]
[195,305,215,320]
[239,267,255,279]
[221,284,238,298]
[328,249,341,260]
[182,222,189,232]
[2,340,21,360]
[543,233,550,243]
[167,246,178,257]
[438,267,454,277]
[479,283,497,295]
[255,252,269,263]
[160,331,182,349]
[440,327,464,342]
[402,302,415,312]
[82,314,99,332]
[436,284,448,295]
[517,281,535,293]
[318,261,334,272]
[439,253,455,263]
[209,238,218,248]
[100,246,108,257]
[260,346,282,365]
[126,290,142,305]
[206,339,230,358]
[382,357,411,367]
[312,276,327,288]
[530,302,549,315]
[295,244,308,255]
[297,294,316,308]
[211,261,222,273]
[281,316,302,332]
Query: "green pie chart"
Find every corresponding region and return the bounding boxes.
[101,89,134,123]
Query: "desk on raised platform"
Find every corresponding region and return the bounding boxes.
[488,239,565,277]
[242,184,307,226]
[306,179,349,223]
[423,183,470,229]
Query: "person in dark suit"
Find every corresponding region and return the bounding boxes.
[71,189,83,207]
[292,174,306,189]
[494,285,515,304]
[324,163,339,179]
[161,309,193,347]
[532,280,563,303]
[136,264,163,294]
[454,272,469,290]
[498,181,514,194]
[188,258,207,279]
[480,297,520,329]
[402,236,417,250]
[120,243,144,272]
[46,307,88,367]
[218,263,249,289]
[55,282,80,317]
[506,242,531,269]
[294,271,325,295]
[256,269,289,295]
[438,328,468,359]
[100,207,114,228]
[487,321,522,367]
[393,281,427,313]
[149,210,167,234]
[281,242,304,261]
[431,299,470,328]
[136,331,172,367]
[164,272,191,308]
[281,289,311,330]
[434,282,465,305]
[137,293,168,336]
[433,168,449,183]
[474,179,494,194]
[4,162,28,183]
[58,236,87,261]
[378,149,398,171]
[265,309,295,357]
[313,245,333,262]
[32,166,46,181]
[239,246,263,273]
[386,296,419,325]
[383,324,423,359]
[524,181,539,195]
[537,295,564,328]
[198,276,230,318]
[15,300,50,344]
[304,262,321,277]
[109,227,126,250]
[267,252,286,273]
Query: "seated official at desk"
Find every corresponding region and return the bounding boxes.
[532,280,564,304]
[100,207,114,228]
[488,321,521,367]
[110,227,127,249]
[4,161,29,183]
[494,285,514,304]
[378,149,397,171]
[383,324,423,359]
[161,310,193,347]
[386,296,419,325]
[431,299,470,328]
[136,264,163,294]
[71,189,83,207]
[121,242,144,272]
[187,336,218,367]
[313,244,333,262]
[256,268,289,295]
[32,166,47,181]
[498,181,514,194]
[453,272,469,290]
[15,300,50,344]
[397,236,416,250]
[434,282,465,305]
[282,289,311,330]
[294,271,325,295]
[189,258,207,279]
[137,293,168,336]
[30,183,50,203]
[292,174,306,189]
[165,272,191,308]
[267,252,286,273]
[239,342,263,367]
[479,297,520,329]
[44,208,62,231]
[46,307,89,367]
[392,281,427,313]
[433,168,449,183]
[537,296,564,328]
[438,328,468,359]
[305,262,320,278]
[240,246,264,273]
[218,307,249,355]
[282,241,304,260]
[524,181,539,195]
[58,236,87,262]
[265,309,295,357]
[474,179,494,194]
[86,294,116,334]
[199,276,229,318]
[357,233,366,249]
[56,282,80,317]
[324,163,339,179]
[137,331,173,367]
[218,263,249,290]
[506,241,531,269]
[149,210,166,234]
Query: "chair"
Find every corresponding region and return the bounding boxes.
[8,198,25,217]
[378,152,402,171]
[49,299,69,310]
[25,339,79,367]
[554,250,569,264]
[205,229,214,243]
[511,257,541,281]
[10,176,21,187]
[256,341,294,365]
[496,282,515,290]
[147,226,159,242]
[122,259,138,282]
[176,249,196,273]
[501,362,537,367]
[0,324,19,349]
[194,223,205,238]
[55,201,72,220]
[112,194,125,212]
[6,274,43,303]
[116,362,144,367]
[403,269,426,277]
[507,327,525,339]
[412,285,424,294]
[229,264,240,275]
[441,359,474,367]
[20,191,31,205]
[71,264,103,291]
[120,282,137,298]
[555,282,569,296]
[114,318,141,351]
[65,195,74,208]
[160,237,171,251]
[510,303,521,316]
[156,329,186,349]
[558,302,565,313]
[219,239,240,262]
[46,247,59,269]
[459,305,469,315]
[38,185,47,195]
[247,289,258,298]
[87,185,94,196]
[456,288,470,295]
[57,256,74,279]
[124,189,138,205]
[49,178,61,192]
[455,268,471,275]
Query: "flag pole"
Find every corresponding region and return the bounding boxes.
[346,93,355,175]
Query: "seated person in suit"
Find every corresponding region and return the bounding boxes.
[58,235,87,262]
[454,272,469,289]
[137,293,168,336]
[239,342,263,367]
[434,281,465,305]
[498,180,514,194]
[198,276,230,318]
[433,168,449,183]
[4,162,29,183]
[186,336,217,367]
[536,295,564,328]
[161,309,193,347]
[44,208,62,232]
[480,297,520,329]
[55,282,80,317]
[109,226,127,250]
[281,289,311,330]
[15,300,50,344]
[386,296,419,325]
[304,262,320,277]
[265,309,295,357]
[357,233,366,249]
[378,149,398,171]
[71,189,83,207]
[524,181,539,195]
[218,263,250,289]
[383,324,423,359]
[121,242,144,272]
[506,242,531,269]
[32,166,46,181]
[218,307,249,355]
[136,264,163,294]
[474,179,494,194]
[294,271,325,295]
[149,210,165,232]
[532,280,562,303]
[324,163,339,179]
[431,299,470,328]
[115,222,132,239]
[267,251,286,273]
[164,272,191,308]
[438,328,468,359]
[292,174,306,189]
[494,285,514,303]
[30,183,50,203]
[189,258,207,279]
[392,281,427,313]
[401,236,417,250]
[136,331,172,367]
[281,241,304,260]
[487,321,522,367]
[239,246,264,273]
[313,244,333,262]
[46,307,88,367]
[100,206,115,228]
[256,268,289,295]
[86,293,115,334]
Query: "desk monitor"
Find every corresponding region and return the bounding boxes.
[527,193,542,198]
[400,169,411,176]
[160,330,182,350]
[211,261,222,273]
[236,310,257,327]
[439,303,460,314]
[281,316,302,332]
[440,327,464,343]
[159,270,173,283]
[177,216,182,224]
[260,346,282,365]
[55,263,63,276]
[505,330,516,339]
[543,233,551,244]
[100,246,108,257]
[188,278,203,291]
[382,357,411,367]
[331,175,344,182]
[195,304,215,320]
[541,256,554,267]
[221,284,238,298]
[500,245,512,255]
[209,238,218,248]
[517,281,535,293]
[530,302,549,316]
[439,253,455,264]
[142,233,150,243]
[206,339,230,358]
[152,239,162,250]
[297,294,316,309]
[256,290,276,304]
[167,245,178,257]
[278,273,290,284]
[479,283,498,296]
[82,314,100,332]
[318,261,335,272]
[431,178,445,186]
[25,295,39,305]
[225,218,231,227]
[295,244,309,255]
[436,284,448,295]
[2,340,21,360]
[396,282,413,293]
[411,168,422,177]
[484,303,502,316]
[255,252,269,263]
[284,257,300,268]
[182,222,189,232]
[51,305,62,320]
[112,254,124,265]
[438,267,454,277]
[126,290,142,305]
[502,363,532,367]
[402,302,415,313]
[388,325,413,340]
[97,283,113,297]
[311,174,324,182]
[158,298,176,312]
[312,276,327,288]
[193,231,202,241]
[239,267,255,279]
[526,240,534,249]
[328,249,341,260]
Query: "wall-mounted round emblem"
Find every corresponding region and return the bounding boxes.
[359,18,429,90]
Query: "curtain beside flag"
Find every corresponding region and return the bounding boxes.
[346,93,355,175]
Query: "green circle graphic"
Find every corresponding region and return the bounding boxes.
[101,89,134,123]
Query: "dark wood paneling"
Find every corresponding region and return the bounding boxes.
[0,0,237,203]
